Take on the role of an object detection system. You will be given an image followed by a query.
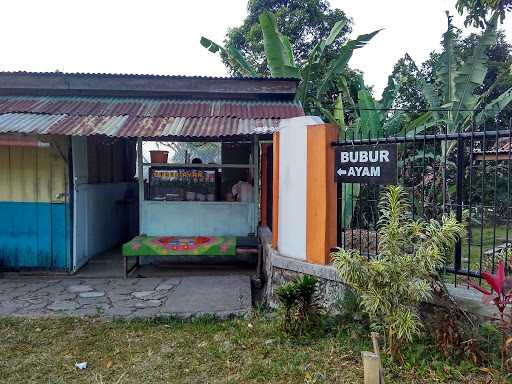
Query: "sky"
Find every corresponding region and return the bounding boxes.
[0,0,511,98]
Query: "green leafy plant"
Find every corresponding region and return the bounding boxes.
[466,261,512,370]
[482,247,512,274]
[200,10,380,113]
[332,185,465,359]
[400,13,512,149]
[274,275,322,337]
[456,0,512,27]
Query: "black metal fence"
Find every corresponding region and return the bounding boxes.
[334,120,512,285]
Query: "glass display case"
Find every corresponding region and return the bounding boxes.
[148,166,220,202]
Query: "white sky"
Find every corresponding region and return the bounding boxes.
[0,0,510,98]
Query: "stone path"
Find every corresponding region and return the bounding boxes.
[0,275,251,319]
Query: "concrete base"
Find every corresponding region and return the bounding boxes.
[260,227,346,312]
[260,226,500,319]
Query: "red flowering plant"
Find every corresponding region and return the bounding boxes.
[466,261,512,369]
[467,262,512,322]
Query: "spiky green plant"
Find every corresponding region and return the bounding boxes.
[274,275,322,337]
[332,185,465,359]
[274,280,299,333]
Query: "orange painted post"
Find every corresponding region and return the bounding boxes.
[272,133,280,249]
[306,124,338,265]
[260,143,270,227]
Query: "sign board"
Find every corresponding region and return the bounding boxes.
[335,144,397,184]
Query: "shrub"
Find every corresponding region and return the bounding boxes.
[466,261,512,369]
[332,185,465,359]
[482,248,512,274]
[274,275,322,337]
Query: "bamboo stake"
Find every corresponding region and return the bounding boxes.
[371,332,385,384]
[362,352,381,384]
[361,333,385,384]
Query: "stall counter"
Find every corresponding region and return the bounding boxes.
[140,200,256,237]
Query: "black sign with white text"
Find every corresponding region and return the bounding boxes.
[335,144,397,184]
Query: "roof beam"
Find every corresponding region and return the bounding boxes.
[0,72,299,101]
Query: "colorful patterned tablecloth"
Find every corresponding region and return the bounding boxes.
[122,236,237,257]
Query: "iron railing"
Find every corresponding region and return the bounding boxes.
[333,121,512,285]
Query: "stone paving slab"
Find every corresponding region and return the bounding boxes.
[0,275,251,319]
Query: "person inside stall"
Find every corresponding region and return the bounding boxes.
[191,157,203,164]
[231,171,254,202]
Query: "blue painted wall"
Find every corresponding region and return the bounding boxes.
[0,201,69,270]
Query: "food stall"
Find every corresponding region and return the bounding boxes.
[122,137,261,276]
[139,138,258,236]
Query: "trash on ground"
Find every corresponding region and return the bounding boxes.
[75,362,88,370]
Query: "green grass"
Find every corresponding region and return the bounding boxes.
[460,226,512,272]
[442,225,511,285]
[0,314,508,383]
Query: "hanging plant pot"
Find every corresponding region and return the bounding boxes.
[149,150,169,163]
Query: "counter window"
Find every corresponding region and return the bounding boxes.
[142,140,254,203]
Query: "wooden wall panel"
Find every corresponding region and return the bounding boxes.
[0,139,68,203]
[36,146,51,203]
[0,147,11,201]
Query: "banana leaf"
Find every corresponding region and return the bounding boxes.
[200,37,259,77]
[383,111,407,136]
[314,100,338,125]
[316,29,381,98]
[437,14,457,107]
[355,88,383,139]
[338,75,357,111]
[334,93,345,135]
[296,19,347,105]
[259,11,301,78]
[403,112,433,136]
[380,73,398,111]
[452,15,498,127]
[475,85,512,124]
[341,183,360,230]
[321,19,347,52]
[280,35,296,67]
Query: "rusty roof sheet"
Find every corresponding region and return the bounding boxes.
[0,96,303,137]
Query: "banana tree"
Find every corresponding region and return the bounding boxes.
[411,12,512,140]
[200,10,380,115]
[201,11,380,229]
[404,12,512,206]
[321,68,452,228]
[316,76,398,229]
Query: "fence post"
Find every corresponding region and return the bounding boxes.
[454,135,465,271]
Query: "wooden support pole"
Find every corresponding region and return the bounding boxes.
[137,137,144,235]
[371,332,385,383]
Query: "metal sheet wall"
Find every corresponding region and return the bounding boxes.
[0,136,70,270]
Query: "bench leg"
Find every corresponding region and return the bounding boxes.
[124,256,141,278]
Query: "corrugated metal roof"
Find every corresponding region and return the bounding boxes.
[0,70,300,82]
[0,96,302,119]
[0,96,303,137]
